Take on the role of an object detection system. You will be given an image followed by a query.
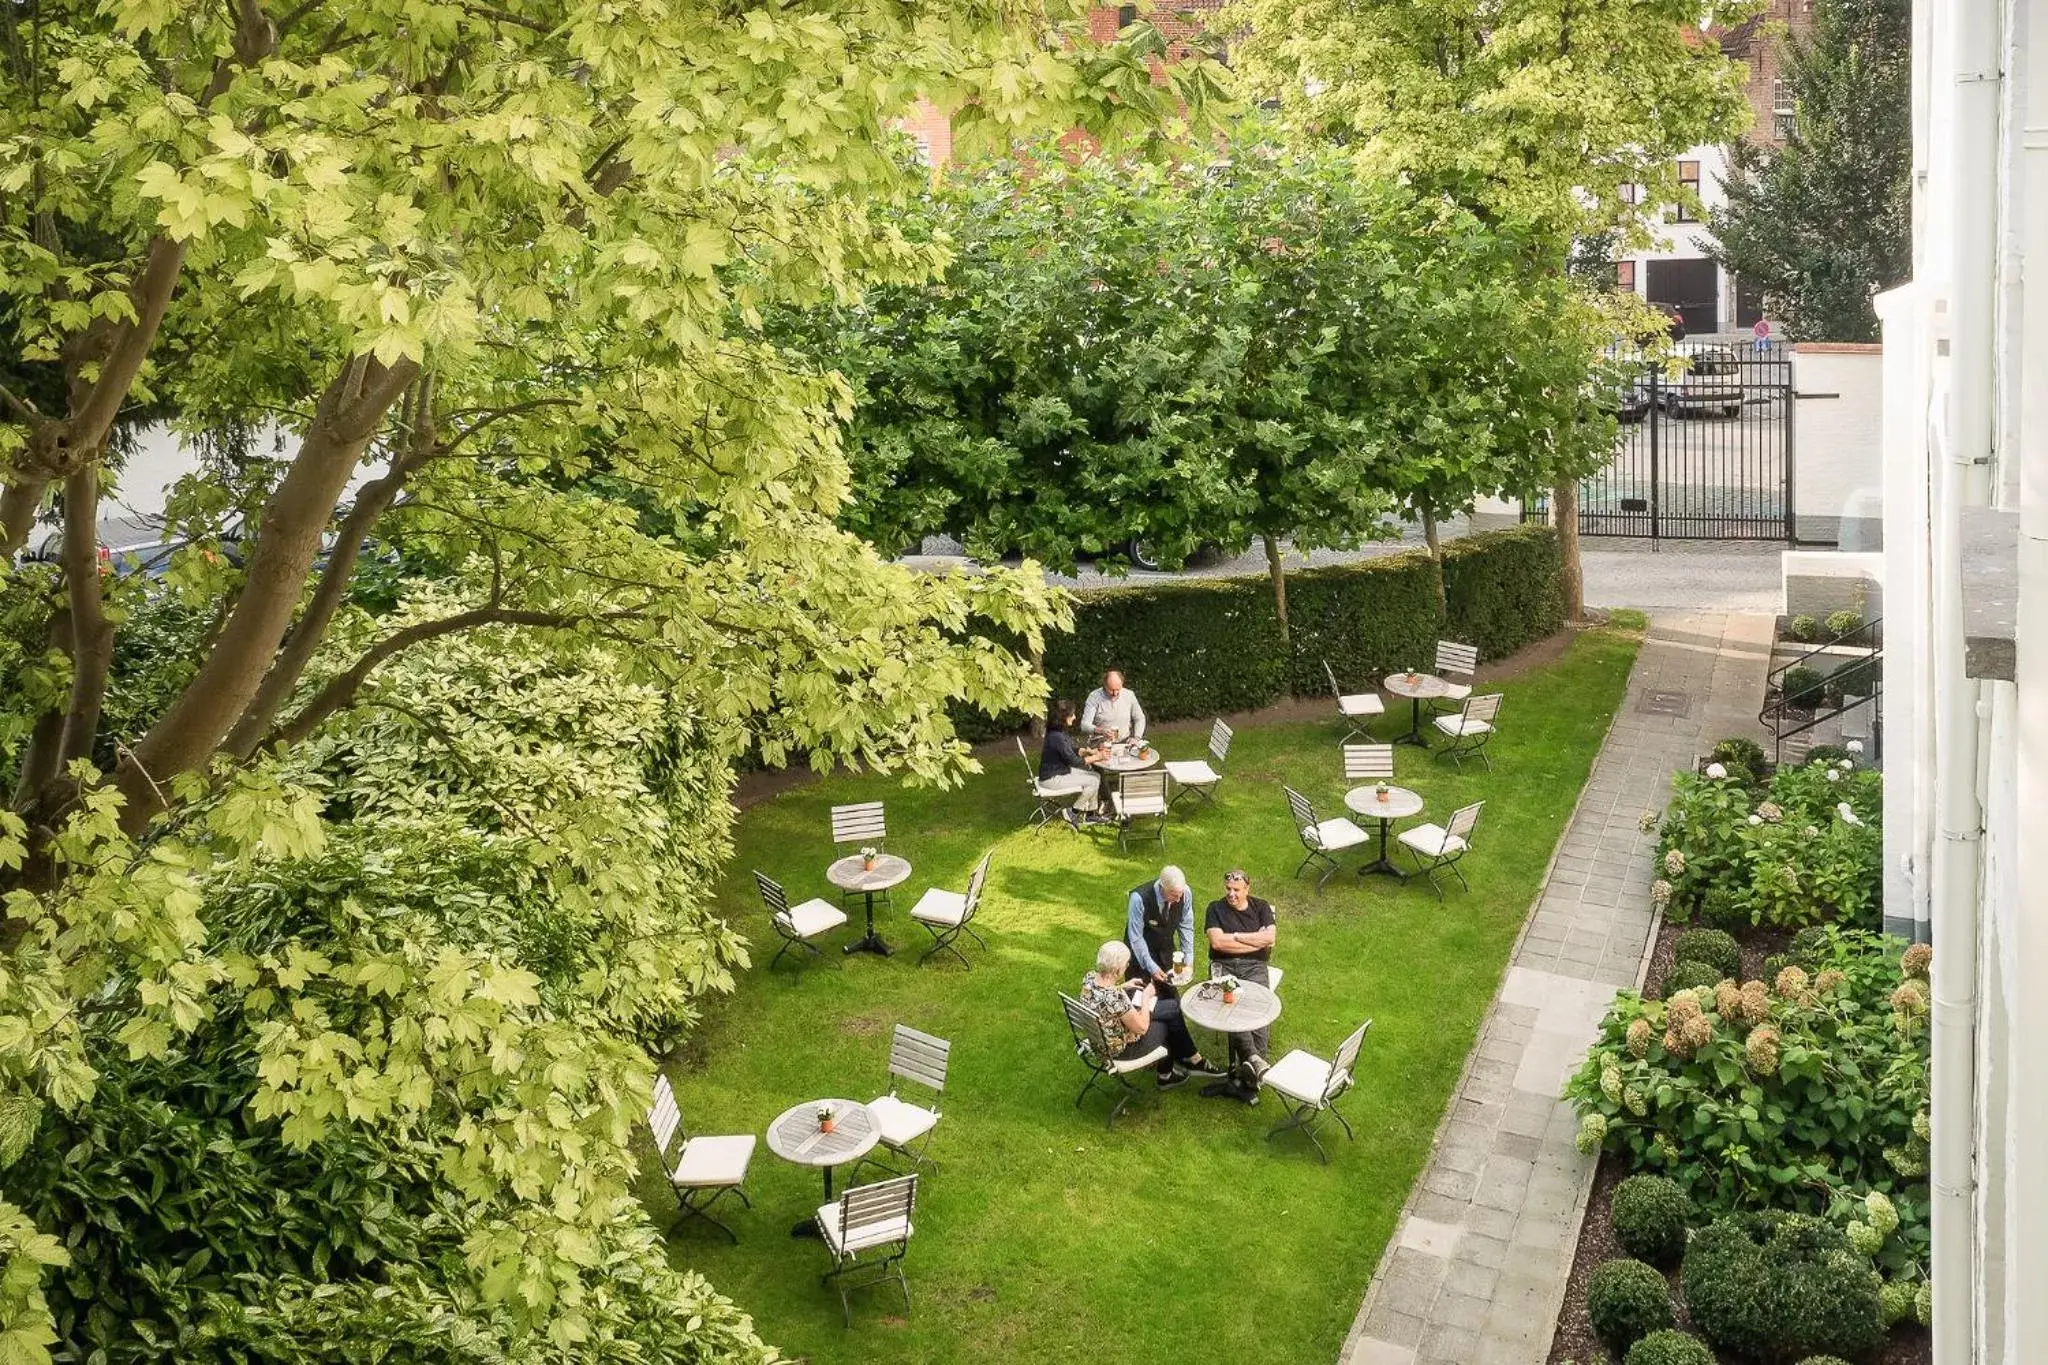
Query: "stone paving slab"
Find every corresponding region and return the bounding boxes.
[1337,612,1773,1365]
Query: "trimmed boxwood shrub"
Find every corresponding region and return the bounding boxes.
[1625,1331,1716,1365]
[1586,1257,1675,1352]
[1823,609,1863,637]
[1672,928,1740,980]
[1794,1357,1854,1365]
[1778,665,1826,710]
[1663,960,1723,995]
[1707,736,1770,785]
[1039,525,1567,725]
[1788,613,1820,642]
[1611,1174,1693,1265]
[1682,1213,1884,1362]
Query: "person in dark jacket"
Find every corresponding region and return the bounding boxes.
[1038,699,1108,825]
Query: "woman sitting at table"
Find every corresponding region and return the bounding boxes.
[1038,699,1110,828]
[1080,941,1218,1089]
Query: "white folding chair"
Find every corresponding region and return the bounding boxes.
[1399,800,1484,898]
[755,870,848,974]
[648,1073,755,1241]
[1284,784,1371,890]
[855,1025,951,1178]
[1432,693,1504,770]
[908,852,990,968]
[1110,769,1170,853]
[1323,659,1386,745]
[830,802,891,904]
[1261,1020,1372,1163]
[1432,640,1479,713]
[1166,718,1232,811]
[816,1173,917,1327]
[1060,991,1166,1129]
[1017,736,1082,832]
[1341,742,1395,785]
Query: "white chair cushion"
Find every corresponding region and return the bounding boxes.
[1267,966,1284,992]
[909,888,966,927]
[867,1093,940,1148]
[1398,823,1469,858]
[1339,693,1386,717]
[1441,681,1473,701]
[1305,817,1371,852]
[778,898,849,939]
[1112,792,1168,817]
[672,1133,755,1188]
[1433,714,1493,737]
[1105,1043,1168,1075]
[1262,1049,1335,1106]
[1165,759,1220,786]
[817,1202,913,1256]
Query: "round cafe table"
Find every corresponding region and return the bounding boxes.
[826,854,912,957]
[1180,977,1282,1099]
[1090,740,1160,775]
[1344,783,1426,879]
[1383,672,1452,747]
[766,1098,880,1238]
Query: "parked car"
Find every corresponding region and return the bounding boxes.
[1659,344,1746,418]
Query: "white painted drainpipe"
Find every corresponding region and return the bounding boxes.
[1929,0,2000,1355]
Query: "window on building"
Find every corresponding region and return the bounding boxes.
[1616,260,1636,291]
[1619,181,1643,206]
[1772,78,1798,140]
[1117,4,1138,28]
[1674,160,1701,222]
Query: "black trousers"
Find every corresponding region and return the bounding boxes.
[1116,998,1199,1073]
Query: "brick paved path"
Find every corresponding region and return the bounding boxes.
[1338,613,1773,1365]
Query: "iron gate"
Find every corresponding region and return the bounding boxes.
[1560,349,1796,541]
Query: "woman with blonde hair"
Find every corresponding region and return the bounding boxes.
[1078,940,1217,1088]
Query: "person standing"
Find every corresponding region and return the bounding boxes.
[1081,669,1146,741]
[1126,865,1196,998]
[1037,700,1110,827]
[1204,869,1277,1103]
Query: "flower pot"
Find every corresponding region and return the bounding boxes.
[819,1118,836,1134]
[861,858,876,872]
[1222,991,1238,1006]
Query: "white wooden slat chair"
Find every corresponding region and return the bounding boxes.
[1110,769,1170,854]
[815,1173,918,1327]
[755,870,849,974]
[647,1073,755,1241]
[1060,991,1167,1129]
[1284,784,1371,890]
[1323,659,1386,745]
[1432,692,1504,770]
[908,852,991,968]
[1432,640,1480,714]
[1165,718,1233,811]
[1341,742,1396,785]
[853,1025,951,1179]
[829,802,892,905]
[1260,1020,1373,1163]
[1399,800,1484,898]
[1016,737,1082,832]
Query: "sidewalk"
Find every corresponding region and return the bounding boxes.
[1338,612,1774,1365]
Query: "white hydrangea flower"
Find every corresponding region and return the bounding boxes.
[1837,802,1862,826]
[1846,739,1865,754]
[1748,814,1764,826]
[1825,768,1841,782]
[1704,762,1728,779]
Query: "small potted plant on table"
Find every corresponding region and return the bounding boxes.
[816,1102,837,1135]
[859,846,878,873]
[1218,975,1240,1006]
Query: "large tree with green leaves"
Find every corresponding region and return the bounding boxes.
[0,0,1225,1353]
[1710,0,1911,342]
[1224,0,1758,616]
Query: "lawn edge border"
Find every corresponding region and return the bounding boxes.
[1337,623,1650,1364]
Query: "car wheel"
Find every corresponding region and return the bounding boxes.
[1723,404,1742,419]
[1125,537,1164,571]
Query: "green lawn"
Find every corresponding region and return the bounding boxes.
[652,625,1641,1364]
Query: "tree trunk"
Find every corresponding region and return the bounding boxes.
[1553,479,1585,622]
[0,480,47,559]
[1420,506,1446,617]
[56,467,114,767]
[1262,531,1290,644]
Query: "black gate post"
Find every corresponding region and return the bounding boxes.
[1648,363,1661,544]
[1783,373,1797,543]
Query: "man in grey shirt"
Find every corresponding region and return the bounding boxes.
[1081,669,1146,740]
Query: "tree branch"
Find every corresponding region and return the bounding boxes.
[56,467,113,766]
[0,478,47,557]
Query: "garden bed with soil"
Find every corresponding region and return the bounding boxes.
[1546,911,1932,1365]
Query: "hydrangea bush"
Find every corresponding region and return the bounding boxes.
[1655,753,1881,930]
[1566,929,1930,1315]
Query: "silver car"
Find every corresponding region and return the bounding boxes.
[1659,344,1747,418]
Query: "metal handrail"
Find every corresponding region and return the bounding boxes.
[1765,616,1883,688]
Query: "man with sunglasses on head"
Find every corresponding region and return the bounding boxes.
[1203,869,1277,1104]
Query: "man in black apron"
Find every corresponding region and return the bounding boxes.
[1125,865,1195,998]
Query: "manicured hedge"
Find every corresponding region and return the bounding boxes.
[1039,526,1567,724]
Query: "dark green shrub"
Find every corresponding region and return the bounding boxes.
[1793,1357,1854,1365]
[1682,1213,1884,1362]
[1788,613,1820,642]
[1586,1258,1675,1352]
[1673,928,1740,980]
[1699,886,1748,931]
[1708,737,1770,784]
[1779,665,1826,710]
[1040,526,1566,724]
[1625,1331,1716,1365]
[1823,609,1863,637]
[1664,960,1723,995]
[1611,1175,1693,1265]
[1803,744,1853,768]
[1830,657,1879,698]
